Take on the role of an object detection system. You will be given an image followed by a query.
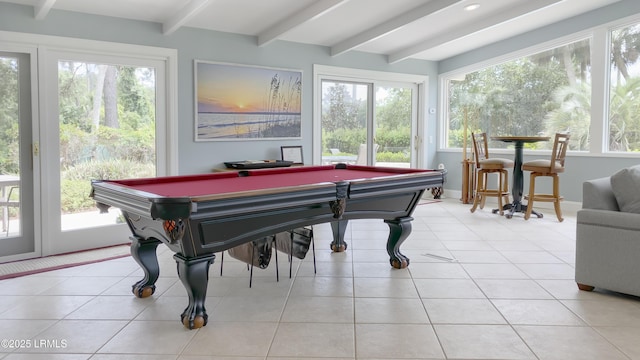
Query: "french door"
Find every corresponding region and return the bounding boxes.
[0,33,176,262]
[40,50,169,255]
[319,79,418,167]
[0,49,38,260]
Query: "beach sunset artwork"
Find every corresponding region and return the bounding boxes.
[195,61,302,140]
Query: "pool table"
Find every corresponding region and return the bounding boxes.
[90,164,446,329]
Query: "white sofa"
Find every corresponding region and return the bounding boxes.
[575,168,640,297]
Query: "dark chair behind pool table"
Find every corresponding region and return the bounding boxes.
[220,227,315,287]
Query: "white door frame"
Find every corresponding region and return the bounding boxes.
[0,31,178,257]
[312,64,428,168]
[0,45,41,263]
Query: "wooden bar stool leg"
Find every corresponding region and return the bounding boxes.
[553,174,564,222]
[479,172,488,210]
[524,173,537,220]
[502,170,510,206]
[470,171,485,213]
[496,172,504,215]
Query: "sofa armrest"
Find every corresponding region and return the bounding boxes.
[582,177,619,211]
[576,208,640,297]
[577,208,640,230]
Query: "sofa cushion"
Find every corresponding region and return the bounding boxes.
[582,177,619,211]
[611,165,640,213]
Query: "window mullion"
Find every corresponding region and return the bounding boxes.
[590,26,608,155]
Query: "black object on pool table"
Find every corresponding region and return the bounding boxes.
[224,159,293,169]
[90,163,446,329]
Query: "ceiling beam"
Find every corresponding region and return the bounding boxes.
[388,0,563,63]
[331,0,461,57]
[34,0,57,20]
[163,0,211,35]
[258,0,346,47]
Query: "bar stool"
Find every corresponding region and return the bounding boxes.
[522,133,570,222]
[470,132,514,215]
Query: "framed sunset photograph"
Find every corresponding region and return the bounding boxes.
[195,61,302,141]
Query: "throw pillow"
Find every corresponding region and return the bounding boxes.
[610,165,640,213]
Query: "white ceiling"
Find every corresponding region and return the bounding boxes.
[1,0,622,62]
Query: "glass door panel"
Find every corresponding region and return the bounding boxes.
[320,80,418,167]
[41,51,165,255]
[0,51,36,259]
[374,85,415,168]
[57,62,157,231]
[320,80,371,165]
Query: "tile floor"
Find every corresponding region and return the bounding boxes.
[1,198,640,359]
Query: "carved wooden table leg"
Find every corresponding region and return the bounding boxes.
[130,236,161,298]
[174,253,215,329]
[385,217,413,269]
[330,219,349,252]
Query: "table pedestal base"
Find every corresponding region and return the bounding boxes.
[494,201,544,219]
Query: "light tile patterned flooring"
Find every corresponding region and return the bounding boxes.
[1,198,640,359]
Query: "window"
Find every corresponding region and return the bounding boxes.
[608,21,640,152]
[319,80,417,168]
[444,38,591,151]
[313,65,426,168]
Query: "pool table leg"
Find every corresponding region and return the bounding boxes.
[385,217,413,269]
[174,253,215,329]
[130,236,161,298]
[330,219,349,252]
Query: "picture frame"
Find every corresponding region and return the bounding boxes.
[281,146,304,164]
[194,60,302,141]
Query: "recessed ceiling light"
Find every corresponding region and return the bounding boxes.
[464,3,480,11]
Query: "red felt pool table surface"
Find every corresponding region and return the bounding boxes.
[108,165,434,198]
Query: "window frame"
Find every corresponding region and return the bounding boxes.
[0,30,179,257]
[439,31,594,155]
[604,18,640,154]
[312,65,429,167]
[0,30,180,173]
[439,12,640,158]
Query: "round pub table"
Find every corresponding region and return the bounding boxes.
[490,136,550,219]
